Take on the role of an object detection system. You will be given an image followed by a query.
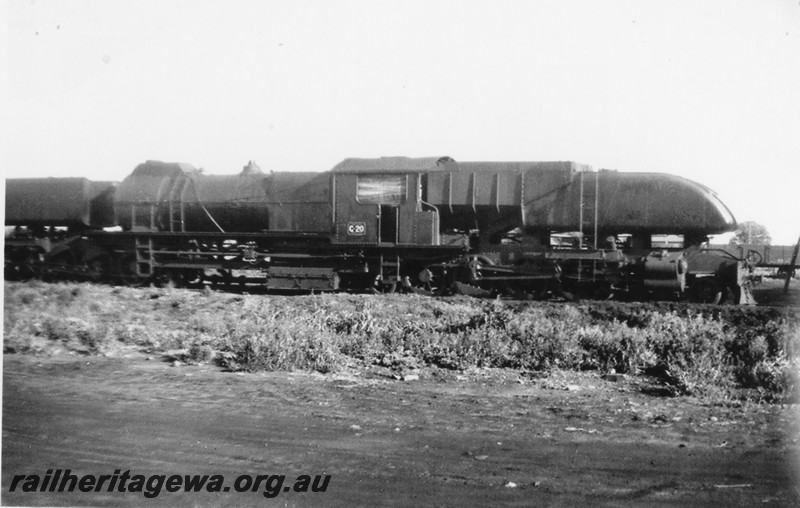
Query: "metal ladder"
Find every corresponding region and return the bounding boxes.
[132,203,157,277]
[379,253,401,283]
[167,177,187,233]
[578,170,600,250]
[134,236,154,277]
[577,171,600,284]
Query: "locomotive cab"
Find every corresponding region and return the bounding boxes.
[330,157,446,247]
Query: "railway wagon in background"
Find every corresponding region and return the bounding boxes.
[4,156,754,303]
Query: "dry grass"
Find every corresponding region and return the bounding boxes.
[4,281,799,402]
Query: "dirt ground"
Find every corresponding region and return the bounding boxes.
[3,349,799,507]
[752,277,800,307]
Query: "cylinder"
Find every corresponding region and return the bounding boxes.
[643,250,687,292]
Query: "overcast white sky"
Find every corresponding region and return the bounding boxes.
[3,0,800,244]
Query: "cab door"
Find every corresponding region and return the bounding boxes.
[379,205,398,244]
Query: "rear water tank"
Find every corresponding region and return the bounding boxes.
[5,177,116,228]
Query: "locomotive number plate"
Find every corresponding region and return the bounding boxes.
[347,222,366,236]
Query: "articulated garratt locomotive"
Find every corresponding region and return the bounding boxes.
[4,156,753,303]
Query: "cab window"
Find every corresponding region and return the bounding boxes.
[356,175,406,204]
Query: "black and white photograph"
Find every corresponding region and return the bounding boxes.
[2,0,799,505]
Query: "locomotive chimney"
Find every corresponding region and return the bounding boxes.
[241,160,269,175]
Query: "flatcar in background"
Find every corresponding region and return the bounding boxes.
[4,156,755,304]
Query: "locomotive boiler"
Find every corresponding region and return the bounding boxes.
[4,156,753,303]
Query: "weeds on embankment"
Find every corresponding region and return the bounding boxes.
[4,281,799,402]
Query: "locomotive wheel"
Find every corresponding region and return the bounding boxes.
[22,250,43,279]
[506,283,555,301]
[152,269,186,288]
[412,281,438,296]
[592,281,615,301]
[85,253,111,282]
[43,250,77,281]
[371,277,397,294]
[6,250,43,280]
[411,268,444,296]
[691,278,723,305]
[182,269,205,288]
[114,254,142,284]
[212,268,235,289]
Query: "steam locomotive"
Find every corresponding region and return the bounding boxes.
[4,156,754,303]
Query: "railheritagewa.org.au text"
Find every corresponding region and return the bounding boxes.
[9,469,331,499]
